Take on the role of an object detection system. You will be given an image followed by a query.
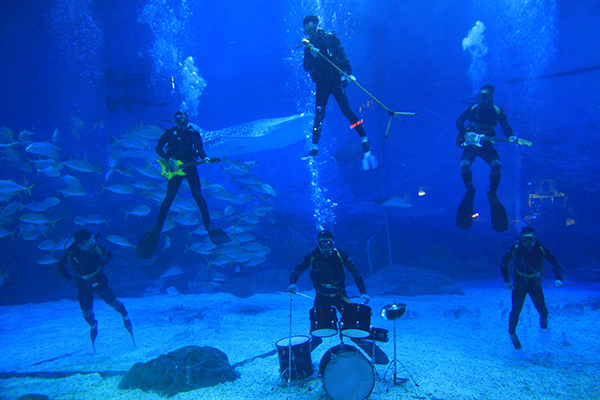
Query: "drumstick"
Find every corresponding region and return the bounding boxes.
[277,291,315,300]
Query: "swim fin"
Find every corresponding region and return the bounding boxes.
[361,150,378,171]
[488,192,508,232]
[135,225,161,259]
[207,226,231,245]
[456,188,476,230]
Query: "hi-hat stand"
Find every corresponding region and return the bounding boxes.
[381,303,407,385]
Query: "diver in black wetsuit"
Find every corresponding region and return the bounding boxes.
[288,231,371,351]
[455,84,516,231]
[501,227,564,350]
[153,110,215,233]
[301,15,377,170]
[57,229,134,351]
[288,230,370,309]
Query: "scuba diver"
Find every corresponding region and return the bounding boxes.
[288,231,377,356]
[455,84,516,232]
[300,15,378,171]
[135,110,230,259]
[56,229,134,351]
[501,227,564,350]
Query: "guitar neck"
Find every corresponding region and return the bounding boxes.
[179,157,221,169]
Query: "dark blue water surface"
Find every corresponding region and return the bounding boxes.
[0,0,598,305]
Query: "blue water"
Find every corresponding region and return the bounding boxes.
[0,0,599,308]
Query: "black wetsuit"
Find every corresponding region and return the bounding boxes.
[304,29,367,147]
[455,103,513,193]
[155,124,210,229]
[289,247,367,310]
[501,241,563,335]
[57,243,127,327]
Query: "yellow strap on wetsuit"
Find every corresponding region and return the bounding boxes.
[74,265,102,280]
[515,268,541,279]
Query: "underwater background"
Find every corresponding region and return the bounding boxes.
[0,0,599,306]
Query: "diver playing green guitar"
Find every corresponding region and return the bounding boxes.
[158,157,222,180]
[135,110,230,260]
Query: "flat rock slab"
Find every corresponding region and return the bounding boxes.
[119,346,239,397]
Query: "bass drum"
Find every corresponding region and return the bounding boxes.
[319,345,374,400]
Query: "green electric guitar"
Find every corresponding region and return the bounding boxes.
[158,157,222,180]
[461,132,532,147]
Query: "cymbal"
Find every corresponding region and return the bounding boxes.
[381,303,406,321]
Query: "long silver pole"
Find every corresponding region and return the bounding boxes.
[288,292,293,387]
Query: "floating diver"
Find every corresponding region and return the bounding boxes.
[56,229,135,351]
[501,227,564,351]
[299,15,378,171]
[455,84,523,232]
[135,111,230,259]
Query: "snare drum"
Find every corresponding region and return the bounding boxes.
[275,335,313,381]
[340,304,371,338]
[319,345,374,400]
[310,306,338,337]
[366,327,389,343]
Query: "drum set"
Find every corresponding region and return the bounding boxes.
[276,303,392,400]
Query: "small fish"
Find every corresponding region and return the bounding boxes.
[37,255,59,265]
[164,236,171,251]
[0,180,33,194]
[71,115,85,130]
[124,205,151,219]
[58,186,87,197]
[23,202,48,212]
[1,201,22,216]
[83,214,109,226]
[19,129,34,141]
[165,287,181,296]
[42,197,60,208]
[39,166,62,177]
[25,141,62,158]
[223,205,235,216]
[38,240,57,251]
[0,227,16,239]
[20,213,57,226]
[62,158,102,174]
[0,269,8,286]
[74,215,87,226]
[107,235,134,247]
[52,128,60,143]
[102,184,134,194]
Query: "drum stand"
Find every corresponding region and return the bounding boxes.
[381,303,407,385]
[286,292,293,386]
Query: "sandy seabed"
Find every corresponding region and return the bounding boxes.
[1,282,599,400]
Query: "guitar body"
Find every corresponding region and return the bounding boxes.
[158,159,187,180]
[158,157,222,180]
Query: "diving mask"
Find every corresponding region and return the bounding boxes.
[318,239,334,253]
[521,233,536,247]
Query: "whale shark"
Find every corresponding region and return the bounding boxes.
[114,113,313,162]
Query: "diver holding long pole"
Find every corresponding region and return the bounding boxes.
[300,17,416,144]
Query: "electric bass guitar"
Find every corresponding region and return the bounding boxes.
[158,157,222,180]
[461,132,532,147]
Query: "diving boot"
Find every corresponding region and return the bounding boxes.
[123,316,136,347]
[301,145,318,160]
[90,320,98,352]
[510,334,522,350]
